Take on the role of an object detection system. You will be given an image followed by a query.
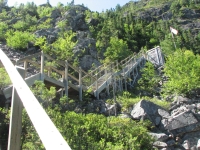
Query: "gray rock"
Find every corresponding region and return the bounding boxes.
[182,140,190,150]
[197,139,200,150]
[149,132,169,142]
[105,103,117,116]
[158,109,170,118]
[34,28,60,43]
[131,100,167,125]
[79,55,100,71]
[164,111,198,131]
[153,141,167,148]
[166,139,175,146]
[51,9,61,19]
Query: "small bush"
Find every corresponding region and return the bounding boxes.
[6,30,35,50]
[0,68,11,89]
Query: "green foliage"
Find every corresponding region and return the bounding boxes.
[12,15,37,31]
[37,6,54,18]
[0,22,8,40]
[0,68,11,89]
[6,30,35,50]
[31,80,56,103]
[104,37,131,63]
[0,108,9,150]
[37,18,52,29]
[163,49,200,96]
[138,62,161,95]
[34,36,50,52]
[22,108,154,150]
[52,31,77,60]
[117,91,170,111]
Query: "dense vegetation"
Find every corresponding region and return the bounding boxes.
[0,0,200,149]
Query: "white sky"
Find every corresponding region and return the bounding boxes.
[8,0,133,12]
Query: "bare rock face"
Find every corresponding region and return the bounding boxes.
[149,132,169,142]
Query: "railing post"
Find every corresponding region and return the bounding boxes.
[64,61,68,98]
[123,68,127,91]
[40,51,44,81]
[8,66,25,150]
[95,76,99,100]
[24,60,27,78]
[79,67,82,101]
[105,68,109,96]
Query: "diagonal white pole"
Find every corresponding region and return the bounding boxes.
[0,49,71,150]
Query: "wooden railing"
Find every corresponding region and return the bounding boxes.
[0,49,71,150]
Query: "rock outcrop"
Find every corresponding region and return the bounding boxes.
[128,97,200,150]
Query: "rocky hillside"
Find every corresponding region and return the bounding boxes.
[0,0,200,149]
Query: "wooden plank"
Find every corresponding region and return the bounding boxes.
[3,73,41,99]
[79,67,82,101]
[0,49,71,150]
[68,73,79,82]
[44,75,64,88]
[7,66,24,150]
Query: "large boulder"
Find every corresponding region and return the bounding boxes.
[131,100,169,126]
[162,111,198,131]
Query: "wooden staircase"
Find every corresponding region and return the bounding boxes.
[1,46,164,101]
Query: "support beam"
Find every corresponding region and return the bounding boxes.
[105,69,109,96]
[24,61,27,78]
[64,61,68,98]
[40,51,44,81]
[95,76,99,100]
[8,66,25,150]
[79,67,82,101]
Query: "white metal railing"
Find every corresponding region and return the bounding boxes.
[0,49,71,150]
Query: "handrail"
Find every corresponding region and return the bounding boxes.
[0,49,71,150]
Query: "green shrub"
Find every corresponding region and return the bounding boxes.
[0,68,11,89]
[0,22,8,41]
[6,30,35,50]
[117,91,170,111]
[52,31,77,60]
[21,108,154,150]
[37,6,54,18]
[163,49,200,96]
[138,62,161,95]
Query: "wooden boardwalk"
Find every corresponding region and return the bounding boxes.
[2,46,164,101]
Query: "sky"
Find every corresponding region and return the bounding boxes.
[8,0,132,12]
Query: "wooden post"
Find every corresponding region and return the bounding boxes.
[105,69,109,96]
[123,68,127,91]
[95,76,99,100]
[24,60,27,78]
[40,51,44,81]
[8,66,25,150]
[112,74,117,116]
[64,61,68,98]
[47,68,51,77]
[79,67,82,101]
[60,89,64,98]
